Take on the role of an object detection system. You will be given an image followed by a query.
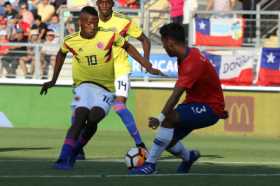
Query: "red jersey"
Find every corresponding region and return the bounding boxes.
[175,48,225,115]
[0,38,9,55]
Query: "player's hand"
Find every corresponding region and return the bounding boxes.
[146,67,167,77]
[40,80,55,95]
[148,117,160,130]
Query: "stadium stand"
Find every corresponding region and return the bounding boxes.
[0,0,279,86]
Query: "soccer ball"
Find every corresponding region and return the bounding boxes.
[124,147,147,169]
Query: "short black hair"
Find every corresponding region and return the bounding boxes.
[34,15,42,21]
[159,23,185,43]
[97,0,114,3]
[4,2,12,7]
[81,6,98,17]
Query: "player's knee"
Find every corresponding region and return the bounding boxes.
[114,96,127,103]
[72,107,89,127]
[88,107,105,124]
[85,123,97,133]
[166,139,178,149]
[112,101,127,112]
[75,107,90,119]
[161,111,180,128]
[161,119,175,128]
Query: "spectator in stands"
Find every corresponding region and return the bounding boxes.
[40,29,59,79]
[118,0,140,9]
[64,14,75,34]
[31,15,48,41]
[19,3,34,27]
[18,0,28,7]
[169,0,184,24]
[6,14,30,40]
[1,28,27,78]
[241,0,260,11]
[0,29,9,77]
[66,0,95,31]
[240,0,261,43]
[0,29,9,52]
[66,0,94,11]
[37,0,55,22]
[12,15,30,37]
[207,0,236,17]
[0,12,7,30]
[51,0,67,12]
[28,0,40,16]
[18,29,38,78]
[4,2,18,20]
[47,14,60,36]
[3,2,17,39]
[117,0,126,7]
[50,0,67,11]
[0,1,5,16]
[127,0,140,9]
[183,0,198,44]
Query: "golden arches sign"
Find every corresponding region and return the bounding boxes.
[228,103,250,126]
[224,96,254,132]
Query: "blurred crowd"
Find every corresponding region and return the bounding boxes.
[0,0,141,79]
[0,0,279,79]
[0,0,65,79]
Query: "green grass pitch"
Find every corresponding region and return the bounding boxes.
[0,128,279,186]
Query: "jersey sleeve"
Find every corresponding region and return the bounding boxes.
[126,20,142,39]
[175,55,204,89]
[60,40,69,54]
[113,33,125,48]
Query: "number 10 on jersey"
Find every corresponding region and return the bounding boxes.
[86,55,97,66]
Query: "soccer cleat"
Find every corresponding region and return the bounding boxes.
[75,148,86,160]
[129,162,156,175]
[176,150,200,173]
[53,156,76,170]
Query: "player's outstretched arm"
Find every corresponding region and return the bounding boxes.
[149,87,185,129]
[40,49,67,95]
[122,41,165,76]
[137,33,151,61]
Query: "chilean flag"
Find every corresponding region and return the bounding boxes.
[257,48,280,86]
[205,52,254,85]
[195,17,244,46]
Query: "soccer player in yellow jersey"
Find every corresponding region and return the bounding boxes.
[96,0,150,150]
[40,6,163,170]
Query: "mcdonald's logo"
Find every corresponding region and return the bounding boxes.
[224,96,254,132]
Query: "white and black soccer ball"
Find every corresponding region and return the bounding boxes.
[124,147,147,169]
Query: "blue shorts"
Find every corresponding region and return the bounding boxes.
[172,103,219,142]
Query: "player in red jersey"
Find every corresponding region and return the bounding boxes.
[130,23,228,175]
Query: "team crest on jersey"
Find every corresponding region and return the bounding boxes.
[97,42,104,49]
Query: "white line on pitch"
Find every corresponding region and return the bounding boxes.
[0,159,280,166]
[0,173,280,178]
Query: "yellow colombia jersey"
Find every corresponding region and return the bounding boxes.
[98,12,143,77]
[60,29,125,91]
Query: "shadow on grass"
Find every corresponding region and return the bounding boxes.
[0,147,52,152]
[159,154,224,161]
[0,157,280,186]
[0,157,279,176]
[201,154,224,159]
